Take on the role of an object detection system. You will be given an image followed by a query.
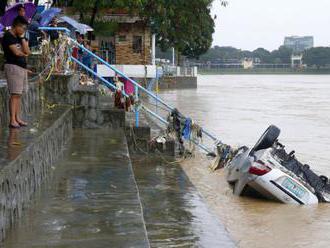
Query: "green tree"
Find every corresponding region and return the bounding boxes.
[270,46,293,64]
[199,46,242,62]
[252,48,272,63]
[57,0,226,60]
[143,0,218,58]
[303,47,330,68]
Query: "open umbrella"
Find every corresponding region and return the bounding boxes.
[40,8,61,26]
[0,2,37,27]
[60,16,94,35]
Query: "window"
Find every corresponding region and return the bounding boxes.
[118,35,127,42]
[133,36,143,54]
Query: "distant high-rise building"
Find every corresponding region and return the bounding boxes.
[283,36,314,52]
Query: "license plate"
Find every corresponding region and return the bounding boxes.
[282,178,306,199]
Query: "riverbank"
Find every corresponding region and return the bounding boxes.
[199,68,330,75]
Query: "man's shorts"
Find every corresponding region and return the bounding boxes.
[4,64,28,95]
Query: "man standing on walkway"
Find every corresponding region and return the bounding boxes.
[2,16,30,128]
[17,4,26,19]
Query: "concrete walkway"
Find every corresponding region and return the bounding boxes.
[4,129,150,248]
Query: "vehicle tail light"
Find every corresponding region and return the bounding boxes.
[249,160,272,176]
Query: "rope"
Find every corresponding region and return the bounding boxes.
[29,37,73,83]
[45,62,55,81]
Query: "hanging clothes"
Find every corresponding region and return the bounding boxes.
[182,118,192,140]
[171,109,184,154]
[120,77,135,95]
[114,90,125,109]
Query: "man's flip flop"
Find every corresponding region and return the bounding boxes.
[9,124,21,129]
[18,122,28,127]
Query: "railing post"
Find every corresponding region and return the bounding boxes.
[135,85,139,127]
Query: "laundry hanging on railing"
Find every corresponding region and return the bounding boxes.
[182,118,192,140]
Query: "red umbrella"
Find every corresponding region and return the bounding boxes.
[1,2,37,27]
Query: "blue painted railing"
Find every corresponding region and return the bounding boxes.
[39,27,71,34]
[71,40,218,142]
[39,26,218,154]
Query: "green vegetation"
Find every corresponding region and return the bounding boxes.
[55,0,228,58]
[303,47,330,68]
[196,45,294,64]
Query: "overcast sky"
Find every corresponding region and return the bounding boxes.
[212,0,330,51]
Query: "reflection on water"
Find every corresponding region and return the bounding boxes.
[158,75,330,248]
[7,128,23,161]
[132,156,235,248]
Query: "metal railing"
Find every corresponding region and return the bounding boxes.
[39,26,219,154]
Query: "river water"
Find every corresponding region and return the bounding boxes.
[157,75,330,248]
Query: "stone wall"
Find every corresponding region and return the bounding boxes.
[44,73,79,105]
[44,74,126,129]
[72,87,126,129]
[159,76,198,90]
[0,108,73,241]
[0,81,41,128]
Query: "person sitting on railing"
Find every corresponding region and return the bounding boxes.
[47,18,59,42]
[2,16,31,128]
[71,31,80,70]
[82,41,92,74]
[27,14,46,48]
[77,34,84,62]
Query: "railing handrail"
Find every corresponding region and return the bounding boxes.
[39,26,219,149]
[70,56,129,97]
[39,27,71,34]
[71,40,219,142]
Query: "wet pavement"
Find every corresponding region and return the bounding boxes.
[3,126,235,247]
[0,107,70,166]
[3,129,150,248]
[132,156,235,248]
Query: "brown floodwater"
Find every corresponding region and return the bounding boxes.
[156,75,330,248]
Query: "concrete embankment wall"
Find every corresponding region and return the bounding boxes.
[199,68,330,75]
[159,76,197,89]
[0,81,41,127]
[0,77,74,241]
[0,109,72,241]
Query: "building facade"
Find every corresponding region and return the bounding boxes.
[105,20,152,65]
[283,36,314,52]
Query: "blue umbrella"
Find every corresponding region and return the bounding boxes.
[40,8,61,26]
